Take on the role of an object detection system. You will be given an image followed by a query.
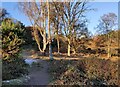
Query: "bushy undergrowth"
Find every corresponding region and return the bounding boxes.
[2,55,29,80]
[48,58,118,86]
[1,18,29,81]
[48,60,72,80]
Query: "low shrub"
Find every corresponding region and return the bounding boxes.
[48,58,118,86]
[1,17,29,81]
[82,58,118,85]
[2,55,29,80]
[48,60,71,80]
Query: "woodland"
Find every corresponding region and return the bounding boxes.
[0,1,119,86]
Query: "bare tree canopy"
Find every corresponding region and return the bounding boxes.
[0,8,9,23]
[18,0,92,57]
[95,13,117,58]
[96,13,117,34]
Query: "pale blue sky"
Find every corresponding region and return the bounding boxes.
[1,2,118,35]
[86,2,118,34]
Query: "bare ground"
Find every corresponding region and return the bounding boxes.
[22,49,50,85]
[22,48,118,85]
[25,60,50,85]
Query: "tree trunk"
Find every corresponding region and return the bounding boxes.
[49,42,53,59]
[33,26,48,55]
[67,39,71,56]
[107,33,111,58]
[42,8,47,56]
[73,48,76,55]
[32,4,48,54]
[33,27,42,52]
[47,1,53,60]
[57,35,60,54]
[108,47,110,58]
[42,40,46,56]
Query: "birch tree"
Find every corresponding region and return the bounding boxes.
[96,13,117,58]
[47,0,53,59]
[54,1,91,56]
[19,1,53,59]
[71,20,90,54]
[51,2,63,54]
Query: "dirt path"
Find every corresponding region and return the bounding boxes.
[25,60,50,85]
[22,49,50,85]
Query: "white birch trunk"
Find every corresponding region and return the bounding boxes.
[57,35,60,54]
[107,33,111,58]
[47,1,53,60]
[67,39,71,56]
